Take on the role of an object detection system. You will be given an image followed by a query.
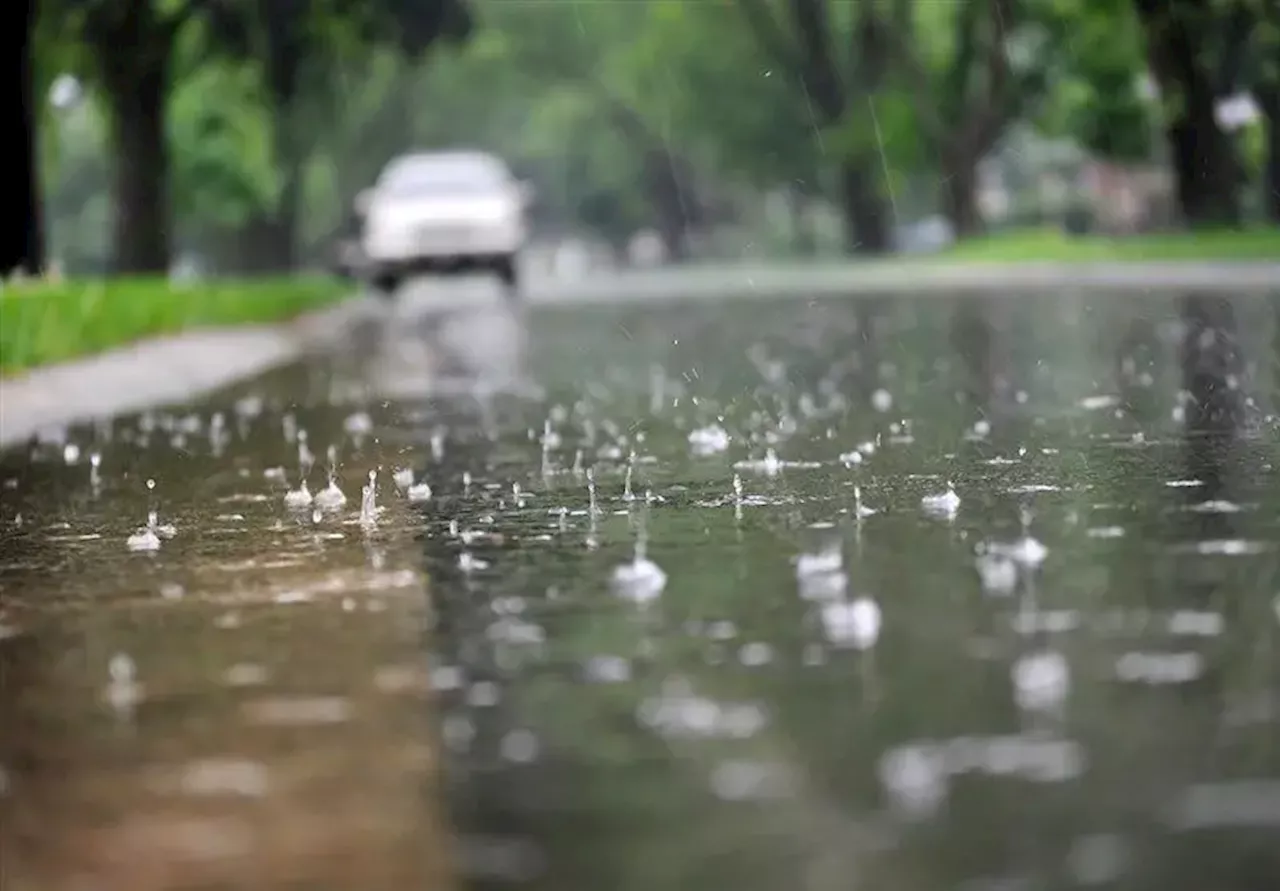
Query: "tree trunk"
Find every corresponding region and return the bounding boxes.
[838,161,891,255]
[641,146,690,262]
[940,150,984,238]
[236,175,299,274]
[260,12,306,273]
[103,56,172,274]
[5,0,44,276]
[1133,0,1241,228]
[1261,87,1280,224]
[1166,111,1240,228]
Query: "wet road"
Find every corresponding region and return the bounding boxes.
[3,284,1280,891]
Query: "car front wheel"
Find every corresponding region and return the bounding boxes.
[493,255,519,298]
[371,270,400,297]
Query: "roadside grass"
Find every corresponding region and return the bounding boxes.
[943,226,1280,262]
[0,276,350,376]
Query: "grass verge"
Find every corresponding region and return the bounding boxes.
[0,276,350,376]
[943,226,1280,262]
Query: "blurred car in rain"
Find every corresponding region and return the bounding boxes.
[339,150,533,297]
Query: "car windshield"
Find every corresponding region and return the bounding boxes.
[380,156,506,197]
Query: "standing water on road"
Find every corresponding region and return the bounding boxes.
[3,288,1280,891]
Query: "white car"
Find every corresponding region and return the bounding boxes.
[355,150,532,296]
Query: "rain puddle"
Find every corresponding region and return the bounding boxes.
[2,289,1279,891]
[0,386,450,890]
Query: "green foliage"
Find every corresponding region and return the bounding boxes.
[942,225,1280,261]
[628,2,828,188]
[0,276,347,374]
[28,0,1278,273]
[170,63,279,227]
[1035,0,1154,162]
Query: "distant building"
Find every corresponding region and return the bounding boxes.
[1080,161,1175,233]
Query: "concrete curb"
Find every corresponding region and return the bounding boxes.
[0,291,379,449]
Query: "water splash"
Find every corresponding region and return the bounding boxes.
[689,423,730,456]
[853,484,878,519]
[147,509,177,539]
[541,418,562,451]
[126,518,162,553]
[999,507,1049,568]
[314,449,347,512]
[921,480,961,519]
[459,551,490,573]
[1013,649,1070,713]
[127,479,174,550]
[795,544,843,579]
[359,469,380,526]
[734,448,783,477]
[407,475,433,503]
[88,451,102,491]
[284,478,312,510]
[975,547,1019,595]
[612,537,666,604]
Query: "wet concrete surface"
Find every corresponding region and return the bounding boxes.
[3,283,1280,890]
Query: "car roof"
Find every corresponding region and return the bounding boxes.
[380,151,510,183]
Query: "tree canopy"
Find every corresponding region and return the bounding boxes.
[9,0,1277,277]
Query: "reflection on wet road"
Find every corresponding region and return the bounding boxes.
[3,285,1280,891]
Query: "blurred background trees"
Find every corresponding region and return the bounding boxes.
[11,0,1280,277]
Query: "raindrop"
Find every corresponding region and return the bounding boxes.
[109,652,136,684]
[584,654,631,683]
[879,745,947,821]
[500,729,540,764]
[1013,649,1070,712]
[921,481,961,519]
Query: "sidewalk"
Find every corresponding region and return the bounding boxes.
[0,293,380,449]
